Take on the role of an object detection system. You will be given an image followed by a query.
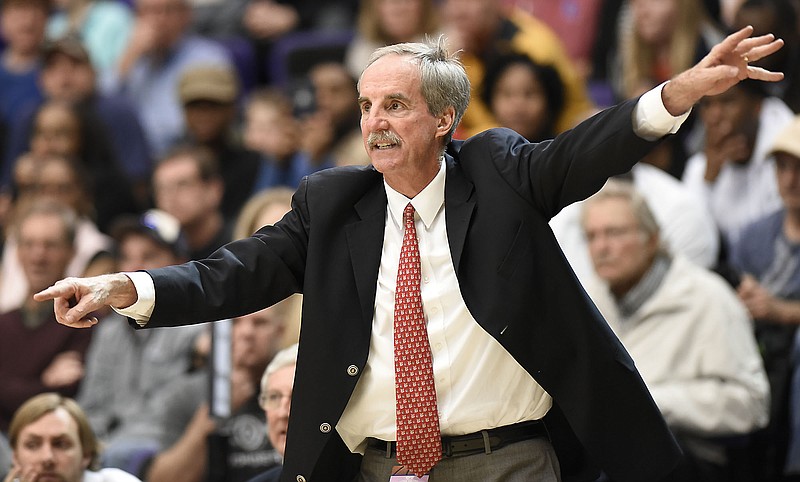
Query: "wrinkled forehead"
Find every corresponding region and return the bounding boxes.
[358,54,420,93]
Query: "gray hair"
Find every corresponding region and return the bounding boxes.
[15,199,78,247]
[361,36,470,147]
[582,179,668,254]
[259,343,298,396]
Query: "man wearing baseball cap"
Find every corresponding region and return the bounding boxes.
[177,65,259,221]
[730,115,800,479]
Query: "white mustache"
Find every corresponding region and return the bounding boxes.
[367,131,401,148]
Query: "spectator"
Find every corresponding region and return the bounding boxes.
[243,89,306,192]
[582,180,769,481]
[177,64,260,221]
[296,61,369,173]
[611,0,723,100]
[0,0,46,128]
[247,343,298,482]
[25,100,139,232]
[344,0,440,79]
[232,186,294,241]
[151,145,231,260]
[500,0,603,82]
[551,163,719,285]
[481,53,565,143]
[440,0,595,136]
[682,80,794,253]
[0,154,113,314]
[5,393,141,482]
[46,0,134,73]
[232,186,299,348]
[730,115,800,480]
[146,298,300,482]
[188,0,249,38]
[0,201,93,432]
[243,0,356,85]
[0,433,10,480]
[2,36,152,208]
[732,0,800,113]
[76,209,204,473]
[104,0,232,157]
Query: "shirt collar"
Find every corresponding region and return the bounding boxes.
[384,159,446,230]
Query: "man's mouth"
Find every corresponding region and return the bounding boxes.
[367,131,401,150]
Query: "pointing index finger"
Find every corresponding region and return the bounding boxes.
[33,281,77,302]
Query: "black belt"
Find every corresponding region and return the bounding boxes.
[366,420,548,458]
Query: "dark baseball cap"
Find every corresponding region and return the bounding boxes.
[111,209,188,259]
[42,35,91,66]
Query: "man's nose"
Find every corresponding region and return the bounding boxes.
[363,110,389,131]
[39,442,56,465]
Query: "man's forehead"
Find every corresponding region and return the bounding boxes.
[20,409,78,439]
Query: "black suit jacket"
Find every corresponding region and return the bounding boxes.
[144,98,682,481]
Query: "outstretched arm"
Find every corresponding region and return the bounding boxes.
[662,25,784,116]
[33,273,139,328]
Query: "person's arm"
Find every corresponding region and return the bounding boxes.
[660,26,783,116]
[33,273,141,328]
[738,274,800,324]
[146,404,216,482]
[631,26,783,143]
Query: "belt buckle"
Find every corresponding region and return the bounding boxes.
[442,438,453,457]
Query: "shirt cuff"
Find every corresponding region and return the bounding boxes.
[633,81,692,141]
[111,271,156,326]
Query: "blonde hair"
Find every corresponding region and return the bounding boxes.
[357,0,439,44]
[8,393,101,470]
[619,0,706,98]
[233,187,295,240]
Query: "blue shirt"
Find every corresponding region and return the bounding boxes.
[731,209,800,300]
[101,35,232,157]
[0,60,42,125]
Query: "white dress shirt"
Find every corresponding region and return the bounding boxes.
[116,81,689,453]
[336,160,553,453]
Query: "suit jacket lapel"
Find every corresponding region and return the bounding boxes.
[346,179,387,328]
[444,155,475,274]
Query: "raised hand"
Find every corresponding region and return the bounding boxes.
[33,273,138,328]
[662,25,784,116]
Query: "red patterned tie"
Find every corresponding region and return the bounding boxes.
[394,203,442,477]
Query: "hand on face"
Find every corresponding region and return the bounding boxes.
[41,351,84,388]
[703,119,752,180]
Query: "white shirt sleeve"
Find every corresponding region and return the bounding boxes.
[633,82,692,141]
[111,271,156,327]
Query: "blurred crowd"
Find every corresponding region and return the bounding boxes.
[1,0,800,481]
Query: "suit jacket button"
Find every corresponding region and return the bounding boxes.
[319,422,332,433]
[296,476,306,482]
[347,365,359,376]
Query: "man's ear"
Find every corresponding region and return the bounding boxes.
[435,106,456,139]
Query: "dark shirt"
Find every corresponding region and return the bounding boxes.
[245,464,281,482]
[189,221,233,261]
[0,302,93,431]
[2,93,153,187]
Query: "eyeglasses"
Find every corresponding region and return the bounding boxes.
[585,224,643,244]
[258,391,292,410]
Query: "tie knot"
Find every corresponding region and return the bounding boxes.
[403,203,415,225]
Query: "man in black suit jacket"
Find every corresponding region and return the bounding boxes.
[36,27,785,482]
